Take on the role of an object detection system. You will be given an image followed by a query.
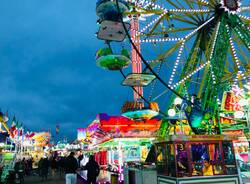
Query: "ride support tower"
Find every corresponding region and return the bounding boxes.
[131,13,144,107]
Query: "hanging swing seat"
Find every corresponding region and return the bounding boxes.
[122,73,156,87]
[96,54,130,70]
[96,0,129,22]
[97,20,130,42]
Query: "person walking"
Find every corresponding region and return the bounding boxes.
[82,155,100,184]
[14,160,25,184]
[51,157,57,177]
[65,152,78,184]
[38,158,43,177]
[58,156,65,178]
[41,156,49,181]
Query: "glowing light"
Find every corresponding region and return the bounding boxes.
[239,99,248,106]
[240,6,250,11]
[174,97,183,105]
[198,0,209,5]
[234,111,244,119]
[238,14,250,21]
[133,37,183,43]
[168,9,210,13]
[232,85,244,97]
[168,109,176,117]
[169,41,185,86]
[209,21,221,85]
[226,24,246,81]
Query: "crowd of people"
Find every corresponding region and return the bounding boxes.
[14,157,33,183]
[65,152,100,184]
[11,152,100,184]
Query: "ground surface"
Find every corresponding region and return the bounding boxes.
[23,172,86,184]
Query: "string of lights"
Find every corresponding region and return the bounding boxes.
[168,41,185,86]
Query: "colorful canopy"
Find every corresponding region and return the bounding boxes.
[77,113,162,145]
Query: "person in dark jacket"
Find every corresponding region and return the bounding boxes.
[51,157,57,177]
[65,152,78,184]
[82,155,100,184]
[14,160,25,184]
[58,156,65,177]
[41,157,49,181]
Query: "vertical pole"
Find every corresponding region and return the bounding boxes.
[130,15,144,107]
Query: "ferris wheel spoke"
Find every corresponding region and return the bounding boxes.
[148,60,163,101]
[170,0,186,9]
[189,0,211,7]
[172,12,204,24]
[234,35,250,62]
[182,0,206,21]
[171,15,198,25]
[233,25,250,51]
[171,61,210,89]
[170,34,206,91]
[238,14,250,22]
[184,16,215,40]
[148,44,181,69]
[165,0,182,9]
[165,0,205,22]
[169,41,185,86]
[147,14,170,35]
[167,27,198,34]
[139,10,209,36]
[168,9,211,13]
[226,23,248,80]
[140,27,196,37]
[183,0,194,9]
[197,20,221,98]
[138,12,167,36]
[240,6,250,12]
[152,88,169,101]
[153,42,182,66]
[208,0,217,7]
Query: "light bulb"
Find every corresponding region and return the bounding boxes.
[174,97,183,105]
[234,111,244,119]
[168,109,176,117]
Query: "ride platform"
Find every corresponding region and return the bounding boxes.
[155,135,241,184]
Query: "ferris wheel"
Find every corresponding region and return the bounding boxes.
[95,0,250,134]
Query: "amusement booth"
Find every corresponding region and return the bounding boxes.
[78,111,161,183]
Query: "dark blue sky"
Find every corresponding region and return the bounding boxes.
[0,0,131,141]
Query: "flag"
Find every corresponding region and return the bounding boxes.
[25,132,35,139]
[25,131,29,138]
[16,122,22,129]
[29,132,35,138]
[19,127,23,136]
[10,117,17,132]
[56,125,60,134]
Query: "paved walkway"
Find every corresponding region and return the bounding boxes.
[22,171,250,184]
[24,172,86,184]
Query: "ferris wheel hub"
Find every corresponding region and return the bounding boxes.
[220,0,241,14]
